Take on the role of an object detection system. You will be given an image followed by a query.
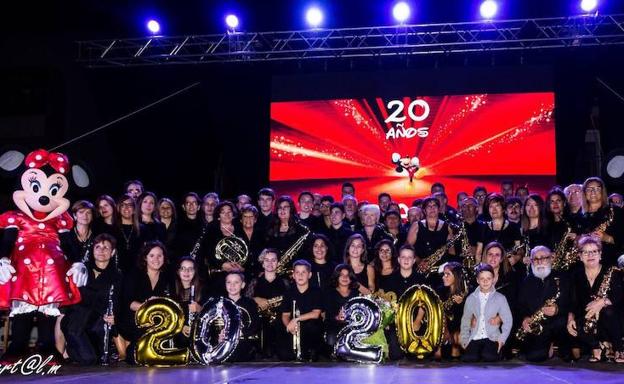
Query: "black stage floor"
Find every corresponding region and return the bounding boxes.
[3,359,624,383]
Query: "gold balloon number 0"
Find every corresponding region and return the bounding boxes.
[135,297,190,366]
[395,285,444,358]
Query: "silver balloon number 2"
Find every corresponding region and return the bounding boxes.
[335,296,383,364]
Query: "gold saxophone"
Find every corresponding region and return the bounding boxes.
[258,295,284,322]
[442,291,467,322]
[276,225,310,275]
[552,221,579,271]
[516,277,560,341]
[584,267,619,335]
[593,207,614,236]
[418,223,464,275]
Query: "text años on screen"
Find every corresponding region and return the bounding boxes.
[384,99,430,140]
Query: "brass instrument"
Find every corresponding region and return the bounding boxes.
[258,295,284,323]
[276,225,311,275]
[584,267,619,335]
[504,241,527,262]
[418,223,465,275]
[215,227,249,266]
[516,277,560,341]
[292,300,302,361]
[594,207,615,235]
[552,221,579,271]
[442,291,467,322]
[101,285,115,366]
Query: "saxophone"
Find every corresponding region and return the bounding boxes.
[593,207,614,236]
[516,277,560,341]
[276,225,310,275]
[258,295,284,322]
[552,221,579,271]
[584,267,619,335]
[442,290,467,322]
[418,223,464,275]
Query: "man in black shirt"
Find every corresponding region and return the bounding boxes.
[61,234,123,365]
[245,248,290,358]
[517,246,570,362]
[278,260,323,361]
[172,192,203,262]
[298,191,321,232]
[255,188,276,234]
[321,202,354,264]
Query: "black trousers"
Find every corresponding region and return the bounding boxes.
[5,312,56,357]
[61,307,107,365]
[574,306,624,352]
[259,318,282,357]
[520,317,568,362]
[384,325,405,361]
[462,338,500,362]
[276,319,323,361]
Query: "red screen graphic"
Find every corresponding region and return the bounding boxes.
[270,93,556,209]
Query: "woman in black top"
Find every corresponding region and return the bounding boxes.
[172,256,205,348]
[436,262,465,360]
[545,188,574,250]
[238,204,266,278]
[93,195,117,237]
[266,196,310,269]
[521,194,549,251]
[157,197,177,251]
[407,197,453,262]
[309,234,336,292]
[567,235,624,363]
[578,177,624,267]
[324,264,359,351]
[372,239,398,295]
[137,192,167,243]
[343,234,375,294]
[118,241,173,361]
[67,200,96,263]
[114,194,146,273]
[476,193,523,267]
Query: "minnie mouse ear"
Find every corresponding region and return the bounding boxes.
[0,150,25,172]
[71,164,91,188]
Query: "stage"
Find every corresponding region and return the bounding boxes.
[6,359,624,383]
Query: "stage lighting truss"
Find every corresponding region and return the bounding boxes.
[78,14,624,67]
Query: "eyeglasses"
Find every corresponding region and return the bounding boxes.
[581,250,600,256]
[94,245,112,251]
[379,248,392,254]
[277,206,290,211]
[586,187,602,194]
[532,256,552,263]
[184,201,199,206]
[120,203,134,208]
[179,267,195,272]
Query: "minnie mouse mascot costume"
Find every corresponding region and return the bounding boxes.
[0,149,88,359]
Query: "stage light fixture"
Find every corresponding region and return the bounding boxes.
[146,19,161,34]
[392,2,411,24]
[480,0,498,19]
[225,14,239,30]
[580,0,598,13]
[306,6,324,28]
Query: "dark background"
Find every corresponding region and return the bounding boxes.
[1,0,624,208]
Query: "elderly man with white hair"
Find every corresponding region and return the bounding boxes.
[516,245,571,362]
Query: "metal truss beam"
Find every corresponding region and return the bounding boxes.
[77,14,624,67]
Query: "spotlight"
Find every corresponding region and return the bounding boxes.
[225,14,239,30]
[393,2,411,24]
[580,0,598,13]
[306,7,324,28]
[146,19,160,34]
[480,0,498,19]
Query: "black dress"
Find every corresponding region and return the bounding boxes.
[113,223,147,273]
[66,227,95,263]
[323,288,358,347]
[479,220,522,251]
[436,285,463,333]
[414,220,449,259]
[310,260,336,292]
[578,206,624,267]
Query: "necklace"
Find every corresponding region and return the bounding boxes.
[121,225,133,250]
[74,226,92,243]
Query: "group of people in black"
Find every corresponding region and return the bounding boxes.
[3,176,624,366]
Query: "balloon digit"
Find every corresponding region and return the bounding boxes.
[191,297,242,365]
[335,297,383,364]
[135,297,189,366]
[395,285,444,359]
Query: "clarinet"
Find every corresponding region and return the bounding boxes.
[187,285,196,327]
[101,285,115,365]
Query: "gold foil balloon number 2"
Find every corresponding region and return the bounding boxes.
[135,297,189,366]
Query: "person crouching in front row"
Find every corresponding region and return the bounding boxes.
[460,263,512,362]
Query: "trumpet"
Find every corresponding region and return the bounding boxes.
[292,300,302,361]
[258,296,284,323]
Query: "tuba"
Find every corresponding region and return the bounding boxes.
[215,227,249,266]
